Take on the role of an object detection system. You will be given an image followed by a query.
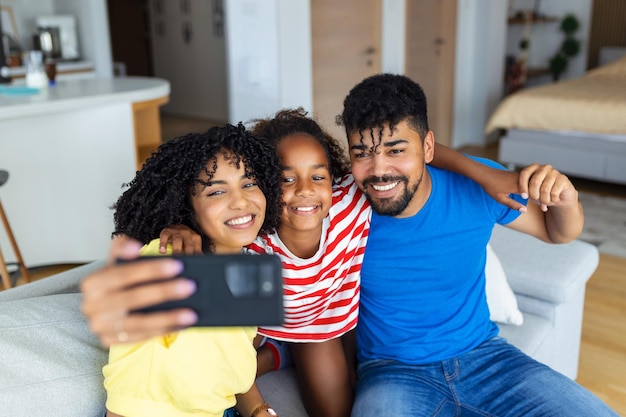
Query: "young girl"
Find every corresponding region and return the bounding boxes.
[246,109,368,417]
[103,124,283,417]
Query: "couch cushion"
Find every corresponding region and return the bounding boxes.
[0,293,108,417]
[257,367,308,417]
[498,312,551,357]
[489,225,598,303]
[0,260,105,302]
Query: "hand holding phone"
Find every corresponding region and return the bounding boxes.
[121,254,284,327]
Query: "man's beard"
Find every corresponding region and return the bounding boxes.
[362,173,422,216]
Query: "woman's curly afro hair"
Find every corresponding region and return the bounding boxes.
[340,73,429,146]
[112,123,283,251]
[250,107,350,182]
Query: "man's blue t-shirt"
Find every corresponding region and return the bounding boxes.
[356,160,526,364]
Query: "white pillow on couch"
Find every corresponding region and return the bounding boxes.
[485,244,524,326]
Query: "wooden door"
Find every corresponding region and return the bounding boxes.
[311,0,382,146]
[405,0,457,147]
[587,0,626,69]
[106,0,153,76]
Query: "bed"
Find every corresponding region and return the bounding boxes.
[485,54,626,185]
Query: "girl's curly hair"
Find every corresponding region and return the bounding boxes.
[339,73,429,148]
[250,107,350,181]
[112,123,282,252]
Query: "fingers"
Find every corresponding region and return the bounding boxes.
[107,235,143,264]
[98,309,197,347]
[81,257,184,298]
[518,164,572,211]
[158,226,203,254]
[82,276,197,346]
[496,194,527,213]
[80,256,196,346]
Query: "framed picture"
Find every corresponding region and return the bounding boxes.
[1,6,18,38]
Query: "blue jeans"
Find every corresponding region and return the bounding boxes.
[352,337,617,417]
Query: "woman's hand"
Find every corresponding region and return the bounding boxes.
[80,235,197,347]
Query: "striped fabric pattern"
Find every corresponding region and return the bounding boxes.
[247,174,371,342]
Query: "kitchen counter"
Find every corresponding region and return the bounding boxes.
[0,76,168,120]
[4,61,95,79]
[0,76,169,268]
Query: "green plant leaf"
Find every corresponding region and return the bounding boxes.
[549,53,568,75]
[562,38,581,57]
[560,14,580,35]
[519,38,530,50]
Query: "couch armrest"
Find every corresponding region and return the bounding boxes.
[489,225,599,303]
[0,260,105,302]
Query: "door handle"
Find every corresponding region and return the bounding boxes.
[363,47,376,55]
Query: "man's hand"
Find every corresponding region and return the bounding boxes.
[518,163,579,212]
[159,224,203,254]
[508,163,583,243]
[80,235,197,347]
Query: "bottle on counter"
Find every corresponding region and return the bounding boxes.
[45,58,57,86]
[25,50,48,89]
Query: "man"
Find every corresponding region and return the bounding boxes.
[339,73,614,416]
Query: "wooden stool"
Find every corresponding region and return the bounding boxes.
[0,170,31,289]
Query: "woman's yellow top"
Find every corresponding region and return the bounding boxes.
[103,240,257,417]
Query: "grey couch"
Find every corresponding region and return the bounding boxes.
[0,225,599,417]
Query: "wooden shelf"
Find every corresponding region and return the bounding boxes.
[508,15,559,25]
[526,67,551,78]
[132,96,170,170]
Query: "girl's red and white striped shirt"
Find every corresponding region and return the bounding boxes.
[246,174,371,342]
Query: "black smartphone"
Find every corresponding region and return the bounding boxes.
[121,254,284,327]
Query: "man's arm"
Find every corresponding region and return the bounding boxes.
[430,143,527,212]
[505,163,584,243]
[430,144,583,243]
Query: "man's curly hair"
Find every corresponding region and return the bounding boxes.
[112,123,282,252]
[339,73,429,148]
[250,107,350,181]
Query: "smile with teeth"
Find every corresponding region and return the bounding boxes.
[290,205,318,212]
[226,214,254,226]
[372,182,399,192]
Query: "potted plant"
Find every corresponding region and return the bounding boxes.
[549,14,581,81]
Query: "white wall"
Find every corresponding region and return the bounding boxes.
[381,0,405,74]
[277,0,313,114]
[225,0,311,125]
[452,0,508,148]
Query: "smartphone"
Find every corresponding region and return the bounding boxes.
[121,254,284,327]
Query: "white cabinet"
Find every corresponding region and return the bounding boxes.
[148,0,228,121]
